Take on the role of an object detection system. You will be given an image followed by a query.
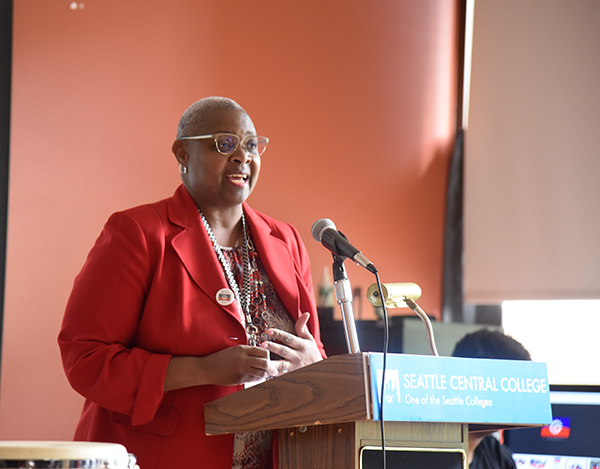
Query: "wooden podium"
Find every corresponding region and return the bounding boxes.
[205,354,469,468]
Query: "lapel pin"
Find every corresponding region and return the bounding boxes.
[216,288,235,306]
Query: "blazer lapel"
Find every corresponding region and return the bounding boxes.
[167,186,243,325]
[244,204,301,320]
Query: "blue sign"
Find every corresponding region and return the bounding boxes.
[368,353,552,425]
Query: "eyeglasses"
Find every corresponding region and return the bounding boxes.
[180,133,269,157]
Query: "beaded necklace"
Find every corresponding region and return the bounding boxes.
[199,209,265,345]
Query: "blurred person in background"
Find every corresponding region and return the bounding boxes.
[453,328,532,469]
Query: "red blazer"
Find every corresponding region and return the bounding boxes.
[58,185,325,469]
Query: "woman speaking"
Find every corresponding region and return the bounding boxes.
[58,97,326,469]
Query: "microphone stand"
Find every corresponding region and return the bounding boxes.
[332,255,361,354]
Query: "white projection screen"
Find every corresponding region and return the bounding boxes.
[464,0,600,303]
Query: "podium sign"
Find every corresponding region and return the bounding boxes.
[369,353,552,426]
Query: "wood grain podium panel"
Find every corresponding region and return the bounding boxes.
[279,422,356,469]
[205,354,371,435]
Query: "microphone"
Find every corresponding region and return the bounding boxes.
[311,218,377,273]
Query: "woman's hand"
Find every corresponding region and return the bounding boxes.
[164,345,278,391]
[259,312,323,375]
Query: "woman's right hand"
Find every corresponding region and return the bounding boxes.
[164,345,278,391]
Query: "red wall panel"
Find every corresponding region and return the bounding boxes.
[1,0,458,439]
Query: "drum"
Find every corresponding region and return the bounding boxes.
[0,441,138,468]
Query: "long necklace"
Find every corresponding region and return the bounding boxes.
[199,209,260,345]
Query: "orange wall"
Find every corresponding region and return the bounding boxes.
[1,0,458,439]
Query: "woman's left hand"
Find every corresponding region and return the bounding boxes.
[260,312,323,375]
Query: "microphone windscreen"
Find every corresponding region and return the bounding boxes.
[311,218,337,242]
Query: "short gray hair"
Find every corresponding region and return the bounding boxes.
[176,97,247,139]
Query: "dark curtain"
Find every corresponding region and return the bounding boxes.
[0,0,13,377]
[442,129,464,322]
